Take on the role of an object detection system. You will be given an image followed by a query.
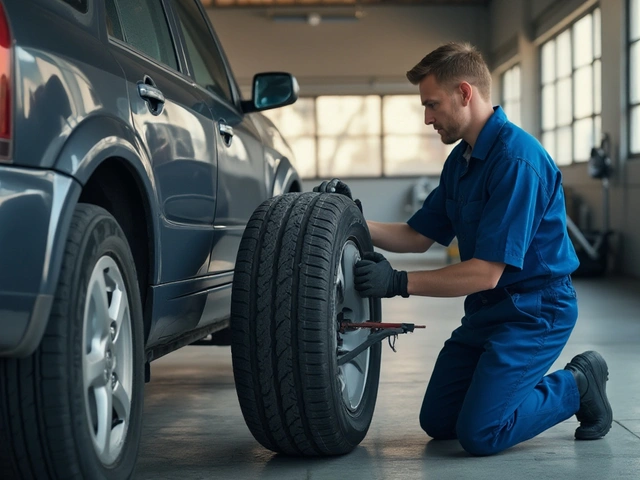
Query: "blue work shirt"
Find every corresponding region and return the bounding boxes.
[407,106,579,288]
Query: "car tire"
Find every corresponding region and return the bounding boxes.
[0,204,144,479]
[230,192,381,456]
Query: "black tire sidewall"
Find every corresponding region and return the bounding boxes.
[65,207,144,479]
[321,200,382,446]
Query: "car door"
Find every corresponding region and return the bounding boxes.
[170,0,269,274]
[105,0,218,284]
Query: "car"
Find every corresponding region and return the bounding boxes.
[0,0,301,478]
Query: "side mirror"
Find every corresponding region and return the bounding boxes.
[241,72,299,113]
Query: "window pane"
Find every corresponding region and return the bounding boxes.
[542,84,556,130]
[317,96,380,135]
[594,60,601,114]
[556,31,572,78]
[574,65,594,118]
[631,0,640,42]
[63,0,88,13]
[541,40,556,84]
[594,8,601,58]
[631,106,640,153]
[384,135,447,176]
[504,100,521,126]
[115,0,178,70]
[287,137,316,178]
[173,0,232,100]
[573,14,593,68]
[542,131,556,160]
[511,101,521,126]
[262,98,315,137]
[595,115,602,150]
[631,41,640,104]
[501,69,511,103]
[512,65,521,100]
[557,126,572,165]
[574,117,594,161]
[557,77,572,126]
[506,65,520,101]
[105,0,124,41]
[318,137,381,177]
[383,95,425,135]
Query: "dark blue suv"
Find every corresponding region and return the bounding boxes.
[0,0,301,478]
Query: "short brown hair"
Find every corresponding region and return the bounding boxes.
[406,42,492,100]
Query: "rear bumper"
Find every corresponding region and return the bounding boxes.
[0,165,80,357]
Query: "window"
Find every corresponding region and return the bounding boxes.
[630,0,640,154]
[172,0,233,102]
[540,9,601,165]
[501,65,521,126]
[105,0,124,41]
[317,96,381,177]
[263,95,455,179]
[113,0,178,70]
[61,0,88,13]
[382,96,452,176]
[263,98,316,178]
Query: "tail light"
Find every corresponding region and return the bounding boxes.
[0,2,11,159]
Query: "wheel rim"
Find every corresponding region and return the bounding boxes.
[82,255,133,465]
[336,240,371,412]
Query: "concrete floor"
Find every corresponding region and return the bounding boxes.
[135,260,640,480]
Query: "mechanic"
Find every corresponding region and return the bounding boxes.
[313,42,613,456]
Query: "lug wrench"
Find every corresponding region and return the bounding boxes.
[337,322,425,366]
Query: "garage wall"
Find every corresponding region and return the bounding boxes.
[490,0,640,278]
[208,5,489,228]
[209,6,489,92]
[207,2,640,276]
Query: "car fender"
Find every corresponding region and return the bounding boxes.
[53,114,162,284]
[271,155,302,196]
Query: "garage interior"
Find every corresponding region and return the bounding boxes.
[137,0,640,478]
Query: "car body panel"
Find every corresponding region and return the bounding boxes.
[0,165,80,356]
[0,0,301,358]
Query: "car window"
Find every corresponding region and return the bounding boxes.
[172,0,233,102]
[105,0,124,42]
[61,0,88,13]
[112,0,178,71]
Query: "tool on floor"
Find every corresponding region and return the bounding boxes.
[337,321,425,366]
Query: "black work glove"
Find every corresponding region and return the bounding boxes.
[312,178,363,213]
[354,252,409,298]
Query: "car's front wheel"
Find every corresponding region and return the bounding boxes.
[0,204,144,479]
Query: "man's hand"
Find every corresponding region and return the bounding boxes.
[354,252,409,298]
[312,178,363,213]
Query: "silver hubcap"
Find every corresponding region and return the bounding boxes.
[82,256,133,465]
[336,241,371,411]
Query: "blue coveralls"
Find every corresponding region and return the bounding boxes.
[407,106,581,456]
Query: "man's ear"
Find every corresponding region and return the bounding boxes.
[459,82,473,106]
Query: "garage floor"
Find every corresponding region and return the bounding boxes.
[135,259,640,480]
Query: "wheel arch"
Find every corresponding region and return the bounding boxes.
[271,156,302,195]
[54,115,161,341]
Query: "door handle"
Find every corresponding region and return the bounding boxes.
[138,84,165,103]
[219,121,234,147]
[137,80,165,115]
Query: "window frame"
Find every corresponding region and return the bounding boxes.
[539,7,602,166]
[628,0,640,158]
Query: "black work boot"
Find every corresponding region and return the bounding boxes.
[564,351,613,440]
